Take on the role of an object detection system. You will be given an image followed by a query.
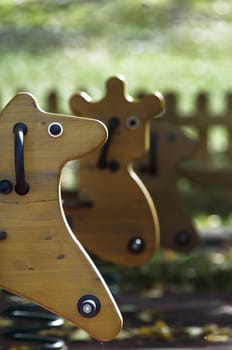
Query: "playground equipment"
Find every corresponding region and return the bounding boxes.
[0,92,122,341]
[63,76,165,266]
[135,121,199,252]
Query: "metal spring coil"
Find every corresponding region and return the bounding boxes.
[2,303,66,350]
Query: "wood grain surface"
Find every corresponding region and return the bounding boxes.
[0,93,122,341]
[135,121,199,252]
[64,76,165,266]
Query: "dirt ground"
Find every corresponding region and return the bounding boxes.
[1,230,232,350]
[67,290,232,350]
[1,288,232,350]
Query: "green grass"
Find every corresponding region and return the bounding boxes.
[2,49,231,113]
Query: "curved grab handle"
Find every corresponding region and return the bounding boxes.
[13,123,29,195]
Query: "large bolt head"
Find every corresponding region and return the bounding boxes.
[77,295,101,318]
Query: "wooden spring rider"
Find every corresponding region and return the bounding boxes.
[135,121,199,252]
[0,93,122,341]
[63,76,165,266]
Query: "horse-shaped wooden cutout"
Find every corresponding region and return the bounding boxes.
[63,76,165,266]
[0,93,122,341]
[135,121,199,252]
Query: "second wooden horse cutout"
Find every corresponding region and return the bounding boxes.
[0,93,122,341]
[135,121,199,252]
[63,76,165,266]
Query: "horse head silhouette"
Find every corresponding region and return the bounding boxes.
[136,121,199,252]
[0,92,122,341]
[64,76,165,266]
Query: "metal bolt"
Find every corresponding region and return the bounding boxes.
[0,231,7,240]
[175,230,191,246]
[0,179,13,194]
[128,236,145,254]
[77,295,100,318]
[108,160,120,171]
[48,122,63,137]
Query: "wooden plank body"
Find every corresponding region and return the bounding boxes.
[0,93,122,341]
[64,76,165,266]
[135,121,199,252]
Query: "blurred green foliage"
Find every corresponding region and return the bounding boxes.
[98,248,232,293]
[0,0,231,112]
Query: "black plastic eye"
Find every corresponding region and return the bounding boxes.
[126,116,140,129]
[48,122,63,137]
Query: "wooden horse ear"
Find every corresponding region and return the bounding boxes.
[1,92,41,115]
[69,76,129,115]
[139,92,165,120]
[70,91,93,116]
[104,76,165,122]
[70,76,165,121]
[135,121,199,252]
[104,75,127,100]
[104,76,165,117]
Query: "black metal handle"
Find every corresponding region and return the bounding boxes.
[13,123,29,195]
[97,117,120,170]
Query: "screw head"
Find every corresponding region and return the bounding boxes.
[77,295,100,318]
[0,180,13,194]
[0,231,7,240]
[175,230,191,246]
[108,160,120,171]
[128,236,145,254]
[109,117,120,129]
[48,122,63,137]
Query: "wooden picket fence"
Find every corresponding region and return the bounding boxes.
[46,89,232,180]
[162,92,232,215]
[45,90,232,165]
[164,92,232,165]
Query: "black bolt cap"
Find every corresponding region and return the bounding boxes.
[0,180,13,194]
